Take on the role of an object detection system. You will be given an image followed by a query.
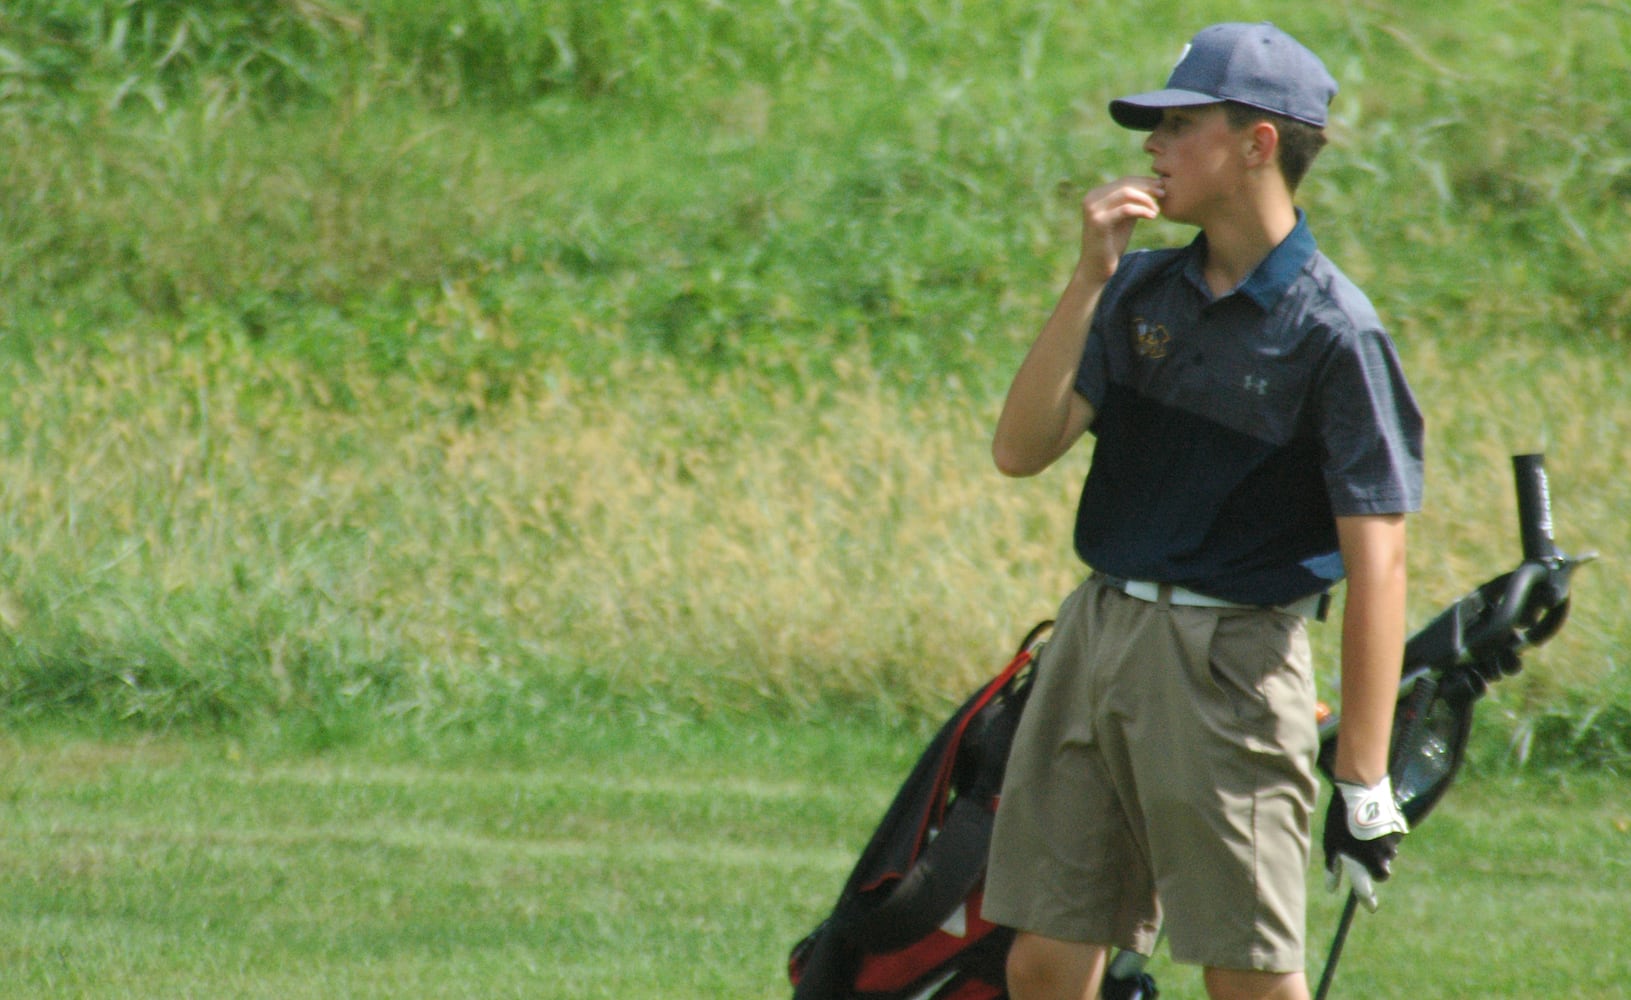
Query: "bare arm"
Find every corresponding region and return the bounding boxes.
[992,177,1165,477]
[1332,513,1409,786]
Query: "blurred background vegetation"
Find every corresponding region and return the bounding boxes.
[1,0,1627,766]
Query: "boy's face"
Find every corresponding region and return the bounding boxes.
[1141,104,1247,226]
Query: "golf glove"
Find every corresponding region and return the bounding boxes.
[1323,776,1409,913]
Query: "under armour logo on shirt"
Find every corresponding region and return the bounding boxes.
[1243,375,1269,396]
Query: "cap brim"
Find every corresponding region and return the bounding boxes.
[1109,88,1220,130]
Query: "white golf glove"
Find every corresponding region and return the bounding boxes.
[1323,776,1410,912]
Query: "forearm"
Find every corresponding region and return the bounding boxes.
[993,177,1162,478]
[1333,514,1409,785]
[991,264,1104,477]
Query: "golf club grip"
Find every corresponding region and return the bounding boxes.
[1512,454,1559,562]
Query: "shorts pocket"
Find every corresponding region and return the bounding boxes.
[1205,611,1314,755]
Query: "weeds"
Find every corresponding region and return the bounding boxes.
[0,0,363,113]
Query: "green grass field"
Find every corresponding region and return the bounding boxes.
[3,1,1630,995]
[3,719,1629,999]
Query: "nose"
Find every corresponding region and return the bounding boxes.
[1142,131,1161,156]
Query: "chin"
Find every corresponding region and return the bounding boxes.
[1158,201,1196,226]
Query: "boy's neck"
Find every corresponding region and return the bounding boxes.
[1198,195,1299,298]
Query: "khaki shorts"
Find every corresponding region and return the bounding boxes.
[984,575,1319,972]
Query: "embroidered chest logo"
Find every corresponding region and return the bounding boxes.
[1243,374,1270,396]
[1132,317,1172,359]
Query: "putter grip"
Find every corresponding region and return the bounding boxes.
[1512,454,1558,562]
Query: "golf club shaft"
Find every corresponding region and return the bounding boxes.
[1313,892,1359,1000]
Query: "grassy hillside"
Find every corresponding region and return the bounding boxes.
[1,1,1627,762]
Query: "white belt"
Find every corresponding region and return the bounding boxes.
[1099,574,1326,619]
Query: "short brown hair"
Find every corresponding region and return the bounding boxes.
[1224,102,1328,192]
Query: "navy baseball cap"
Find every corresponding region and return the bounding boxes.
[1110,22,1338,130]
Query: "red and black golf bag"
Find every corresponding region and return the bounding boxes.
[787,624,1046,1000]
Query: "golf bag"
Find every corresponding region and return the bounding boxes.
[788,623,1045,1000]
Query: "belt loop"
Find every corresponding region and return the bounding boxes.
[1157,583,1173,611]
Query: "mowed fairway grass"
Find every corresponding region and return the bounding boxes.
[2,718,1629,1000]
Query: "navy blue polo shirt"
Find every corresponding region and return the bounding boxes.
[1072,214,1424,605]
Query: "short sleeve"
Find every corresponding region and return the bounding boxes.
[1315,326,1425,516]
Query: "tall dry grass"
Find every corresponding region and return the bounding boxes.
[0,328,1083,721]
[2,323,1623,731]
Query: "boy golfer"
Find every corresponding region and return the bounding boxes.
[984,23,1424,1000]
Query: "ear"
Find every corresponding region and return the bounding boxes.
[1245,120,1280,169]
